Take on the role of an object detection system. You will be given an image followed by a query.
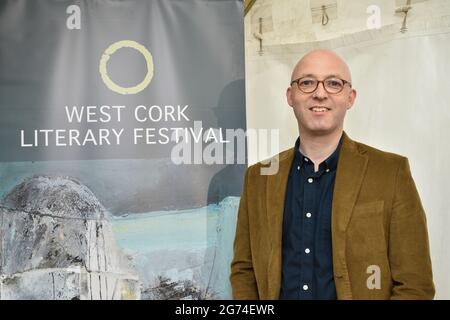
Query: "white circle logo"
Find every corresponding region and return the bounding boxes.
[99,40,154,95]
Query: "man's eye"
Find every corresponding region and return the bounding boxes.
[327,80,343,87]
[300,80,315,86]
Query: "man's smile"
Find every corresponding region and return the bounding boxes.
[309,106,331,113]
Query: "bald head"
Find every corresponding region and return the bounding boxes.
[291,49,352,83]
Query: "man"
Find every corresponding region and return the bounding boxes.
[230,49,435,300]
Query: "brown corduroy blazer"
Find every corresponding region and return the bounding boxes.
[230,132,435,300]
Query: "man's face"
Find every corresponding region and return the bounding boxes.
[286,52,357,136]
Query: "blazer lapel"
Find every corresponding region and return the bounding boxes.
[331,132,369,299]
[266,149,294,299]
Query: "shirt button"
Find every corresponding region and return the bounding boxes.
[303,284,309,291]
[305,248,311,254]
[326,168,330,173]
[306,212,312,218]
[297,165,300,171]
[304,158,309,162]
[308,178,313,183]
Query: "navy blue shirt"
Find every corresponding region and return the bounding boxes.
[279,135,342,300]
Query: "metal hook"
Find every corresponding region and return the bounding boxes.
[395,0,412,33]
[253,17,264,55]
[401,10,409,33]
[321,5,329,26]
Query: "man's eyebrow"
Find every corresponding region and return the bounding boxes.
[294,73,315,79]
[297,73,342,79]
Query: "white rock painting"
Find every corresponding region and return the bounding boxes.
[0,175,140,300]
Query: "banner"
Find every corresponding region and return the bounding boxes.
[0,0,246,300]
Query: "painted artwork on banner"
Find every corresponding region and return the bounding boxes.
[0,0,246,299]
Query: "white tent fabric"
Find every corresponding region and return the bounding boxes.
[246,15,450,299]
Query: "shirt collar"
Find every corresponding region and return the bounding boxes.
[293,133,343,171]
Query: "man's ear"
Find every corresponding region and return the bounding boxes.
[286,86,293,107]
[347,89,357,110]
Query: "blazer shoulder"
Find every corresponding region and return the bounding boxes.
[353,140,407,166]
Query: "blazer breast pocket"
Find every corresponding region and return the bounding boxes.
[350,200,386,238]
[352,200,385,217]
[348,200,387,256]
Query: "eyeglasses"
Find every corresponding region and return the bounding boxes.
[290,76,352,94]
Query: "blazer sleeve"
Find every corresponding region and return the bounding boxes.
[389,157,435,299]
[230,166,259,299]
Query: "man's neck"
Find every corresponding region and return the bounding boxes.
[298,129,343,172]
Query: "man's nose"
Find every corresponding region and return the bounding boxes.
[312,82,328,99]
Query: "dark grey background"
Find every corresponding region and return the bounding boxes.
[0,0,245,161]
